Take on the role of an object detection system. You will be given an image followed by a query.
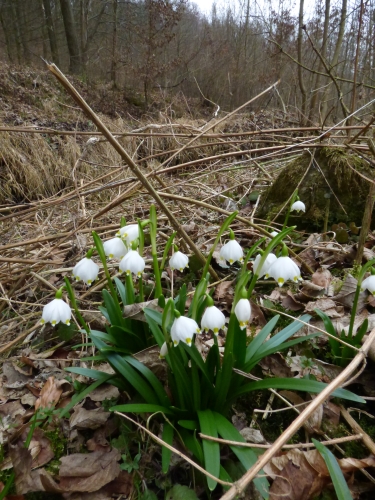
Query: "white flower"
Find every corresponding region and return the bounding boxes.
[361,275,375,295]
[169,251,189,272]
[116,224,139,245]
[253,253,277,278]
[201,305,226,335]
[41,298,71,327]
[234,299,251,330]
[220,239,243,265]
[217,254,230,268]
[270,230,279,238]
[103,237,128,259]
[119,250,145,277]
[72,257,99,286]
[268,256,302,287]
[291,201,306,213]
[171,316,201,347]
[159,342,169,358]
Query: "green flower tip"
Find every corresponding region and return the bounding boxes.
[55,286,65,299]
[229,228,235,240]
[131,239,139,250]
[239,287,248,299]
[371,267,375,276]
[120,216,127,228]
[281,244,289,257]
[85,248,94,259]
[205,294,214,307]
[174,309,181,318]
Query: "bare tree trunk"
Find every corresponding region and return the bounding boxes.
[15,0,31,64]
[42,0,59,65]
[0,4,13,63]
[110,0,118,88]
[297,0,307,124]
[321,0,347,121]
[309,0,330,124]
[59,0,81,74]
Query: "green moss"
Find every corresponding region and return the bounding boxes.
[257,147,375,230]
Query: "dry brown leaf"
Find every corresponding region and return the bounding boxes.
[28,428,54,469]
[123,299,161,322]
[87,384,120,402]
[311,268,332,289]
[3,362,31,389]
[279,391,322,434]
[213,280,234,302]
[259,354,293,378]
[281,290,304,311]
[305,298,344,318]
[35,376,67,410]
[333,273,367,310]
[249,300,267,326]
[58,449,121,492]
[70,407,110,430]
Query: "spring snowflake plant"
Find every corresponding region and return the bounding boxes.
[64,207,365,495]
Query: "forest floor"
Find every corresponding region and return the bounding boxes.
[1,63,375,500]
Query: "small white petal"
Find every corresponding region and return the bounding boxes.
[169,251,189,272]
[361,275,375,295]
[72,257,99,286]
[119,250,145,277]
[159,342,169,358]
[103,237,128,259]
[253,253,277,278]
[41,298,71,326]
[291,201,306,213]
[201,305,226,335]
[270,230,279,238]
[268,256,301,287]
[234,299,251,330]
[116,224,139,245]
[220,239,243,265]
[171,316,201,347]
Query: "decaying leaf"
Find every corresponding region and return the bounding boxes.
[311,268,332,290]
[333,273,367,310]
[123,299,161,322]
[305,298,344,318]
[70,407,110,430]
[281,290,304,311]
[35,376,69,410]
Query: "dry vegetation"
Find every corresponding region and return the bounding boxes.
[1,65,375,499]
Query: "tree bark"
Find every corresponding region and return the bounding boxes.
[297,0,307,124]
[42,0,60,65]
[59,0,81,74]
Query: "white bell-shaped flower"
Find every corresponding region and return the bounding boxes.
[159,342,169,358]
[41,297,71,327]
[234,298,251,330]
[270,230,279,238]
[268,256,301,287]
[220,231,243,265]
[169,251,189,272]
[103,237,128,259]
[361,275,375,295]
[252,253,277,279]
[201,305,226,335]
[119,250,145,277]
[291,200,305,213]
[171,314,201,347]
[116,224,139,245]
[72,257,99,286]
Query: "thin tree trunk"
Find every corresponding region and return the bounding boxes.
[321,0,347,121]
[110,0,118,87]
[15,0,31,64]
[59,0,81,74]
[297,0,307,124]
[42,0,59,65]
[309,0,330,124]
[0,5,13,63]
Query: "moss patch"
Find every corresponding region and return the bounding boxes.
[256,147,375,230]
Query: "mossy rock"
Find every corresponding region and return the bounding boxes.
[256,147,374,230]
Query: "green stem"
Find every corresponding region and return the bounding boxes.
[282,189,298,230]
[348,258,375,339]
[138,277,144,302]
[149,205,162,299]
[64,277,90,334]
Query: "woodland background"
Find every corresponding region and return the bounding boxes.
[0,0,374,122]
